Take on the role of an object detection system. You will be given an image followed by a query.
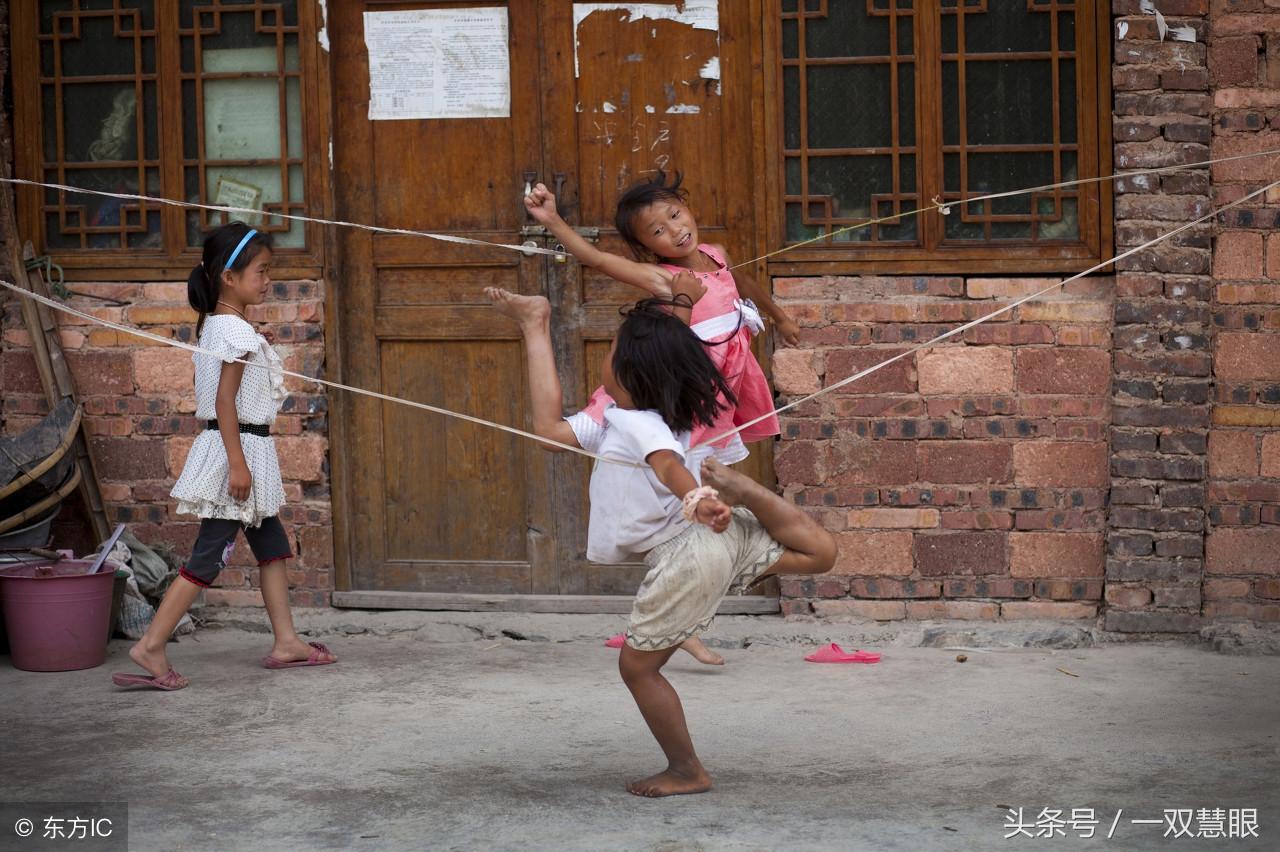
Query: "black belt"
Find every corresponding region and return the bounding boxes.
[206,419,270,438]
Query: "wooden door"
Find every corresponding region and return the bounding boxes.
[538,0,770,594]
[331,1,773,603]
[331,0,558,595]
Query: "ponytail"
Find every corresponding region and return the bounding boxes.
[187,221,273,336]
[187,264,217,336]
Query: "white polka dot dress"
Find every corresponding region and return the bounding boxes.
[170,315,288,528]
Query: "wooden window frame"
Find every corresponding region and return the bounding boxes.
[761,0,1113,277]
[10,0,331,282]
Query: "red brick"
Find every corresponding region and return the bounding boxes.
[904,600,999,620]
[812,600,906,621]
[1255,579,1280,599]
[1211,35,1261,86]
[1009,532,1104,579]
[917,347,1014,395]
[772,349,821,395]
[1203,578,1252,600]
[1016,349,1111,395]
[940,510,1013,530]
[1210,131,1280,181]
[847,578,942,598]
[1000,601,1097,620]
[1013,442,1109,488]
[1268,234,1280,279]
[133,347,195,395]
[275,435,327,482]
[919,442,1012,484]
[128,305,198,325]
[824,348,915,394]
[914,532,1006,576]
[1213,231,1265,279]
[65,350,134,396]
[830,439,917,485]
[1216,333,1280,381]
[846,508,940,529]
[775,441,830,485]
[831,531,914,576]
[298,525,333,569]
[1209,430,1258,478]
[1216,284,1280,304]
[1202,601,1280,621]
[1016,300,1111,324]
[90,437,168,481]
[1207,527,1280,574]
[1105,586,1153,608]
[1260,434,1280,478]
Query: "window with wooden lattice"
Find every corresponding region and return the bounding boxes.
[767,0,1112,275]
[11,0,326,280]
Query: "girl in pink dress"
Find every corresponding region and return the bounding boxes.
[524,171,799,469]
[525,173,801,665]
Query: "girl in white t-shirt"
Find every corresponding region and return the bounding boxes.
[487,285,837,799]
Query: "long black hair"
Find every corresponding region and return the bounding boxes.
[187,221,273,335]
[612,296,737,433]
[615,170,688,261]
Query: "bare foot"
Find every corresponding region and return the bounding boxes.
[700,457,768,506]
[485,287,550,327]
[626,765,713,798]
[128,640,186,685]
[267,637,336,664]
[680,636,724,666]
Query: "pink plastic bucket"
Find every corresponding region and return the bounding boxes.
[0,559,116,672]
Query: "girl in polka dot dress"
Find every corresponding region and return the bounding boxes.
[112,222,335,692]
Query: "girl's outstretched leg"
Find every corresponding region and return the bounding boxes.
[485,288,566,441]
[700,458,838,576]
[260,558,335,664]
[618,644,713,797]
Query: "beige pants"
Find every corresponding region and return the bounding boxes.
[625,507,785,651]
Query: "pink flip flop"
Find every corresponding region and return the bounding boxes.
[111,668,189,691]
[262,641,336,669]
[804,643,881,664]
[605,633,626,648]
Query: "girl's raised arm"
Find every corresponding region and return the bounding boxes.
[524,183,672,297]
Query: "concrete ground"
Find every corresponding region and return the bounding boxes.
[2,613,1278,851]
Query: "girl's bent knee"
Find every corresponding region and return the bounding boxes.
[812,531,838,575]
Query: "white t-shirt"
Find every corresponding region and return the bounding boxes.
[569,406,693,564]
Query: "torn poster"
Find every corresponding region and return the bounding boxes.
[1138,0,1196,43]
[572,1,719,78]
[364,8,510,120]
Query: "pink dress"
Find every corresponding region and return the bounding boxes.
[576,244,780,466]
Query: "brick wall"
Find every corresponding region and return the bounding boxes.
[1106,0,1214,632]
[1203,0,1280,623]
[0,282,335,606]
[771,276,1112,621]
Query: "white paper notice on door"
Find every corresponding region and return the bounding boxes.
[363,8,510,120]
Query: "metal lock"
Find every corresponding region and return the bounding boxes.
[554,243,568,263]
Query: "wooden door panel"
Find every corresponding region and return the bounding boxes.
[380,340,530,563]
[335,0,555,595]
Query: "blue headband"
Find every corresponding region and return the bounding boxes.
[223,229,258,274]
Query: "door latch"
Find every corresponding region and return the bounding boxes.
[518,224,600,243]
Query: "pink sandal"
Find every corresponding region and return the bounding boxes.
[262,641,336,669]
[605,633,626,648]
[111,668,189,691]
[804,643,881,664]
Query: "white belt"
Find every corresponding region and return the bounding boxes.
[690,299,764,342]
